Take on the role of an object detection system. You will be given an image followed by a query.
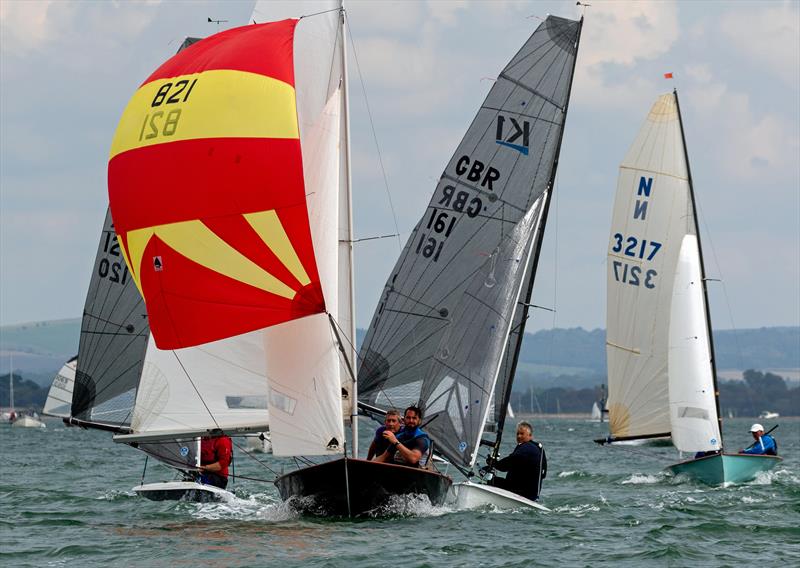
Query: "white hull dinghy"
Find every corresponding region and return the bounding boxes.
[450,481,550,512]
[133,480,234,503]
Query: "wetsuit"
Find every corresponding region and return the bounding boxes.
[491,440,547,500]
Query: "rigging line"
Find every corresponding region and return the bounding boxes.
[81,312,136,331]
[498,73,564,111]
[170,350,224,432]
[694,197,745,371]
[347,233,398,243]
[230,438,280,477]
[383,308,448,321]
[344,9,402,252]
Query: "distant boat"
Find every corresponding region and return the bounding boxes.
[7,355,45,429]
[759,411,779,420]
[43,356,77,418]
[591,402,602,422]
[597,91,781,485]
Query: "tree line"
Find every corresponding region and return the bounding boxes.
[508,369,799,417]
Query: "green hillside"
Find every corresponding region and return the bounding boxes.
[0,318,80,356]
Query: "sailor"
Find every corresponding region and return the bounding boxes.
[366,409,402,460]
[198,434,233,489]
[486,421,547,501]
[375,405,430,468]
[739,423,778,455]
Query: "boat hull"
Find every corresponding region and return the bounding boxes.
[133,481,234,503]
[667,453,782,485]
[12,416,46,428]
[275,457,452,517]
[450,481,550,512]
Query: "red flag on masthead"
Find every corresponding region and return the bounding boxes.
[664,72,674,79]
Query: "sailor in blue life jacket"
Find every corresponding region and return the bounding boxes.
[375,405,430,468]
[367,408,402,460]
[739,423,778,455]
[486,421,547,501]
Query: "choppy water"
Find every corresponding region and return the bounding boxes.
[2,417,798,567]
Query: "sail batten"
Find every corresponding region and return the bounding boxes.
[358,15,581,469]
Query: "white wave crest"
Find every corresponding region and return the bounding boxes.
[365,493,453,518]
[741,495,764,503]
[553,503,600,516]
[558,470,579,478]
[621,473,661,485]
[192,492,299,522]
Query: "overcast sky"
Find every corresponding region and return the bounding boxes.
[1,0,798,334]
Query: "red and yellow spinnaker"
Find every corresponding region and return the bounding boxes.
[108,20,325,349]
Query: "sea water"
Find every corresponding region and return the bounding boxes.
[2,417,798,567]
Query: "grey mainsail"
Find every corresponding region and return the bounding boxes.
[358,16,582,470]
[72,208,149,430]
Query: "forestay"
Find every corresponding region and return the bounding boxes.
[358,16,581,470]
[606,94,700,441]
[73,208,148,430]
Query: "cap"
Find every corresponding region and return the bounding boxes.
[750,423,764,433]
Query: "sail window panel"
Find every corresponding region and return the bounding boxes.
[130,331,270,436]
[269,389,298,415]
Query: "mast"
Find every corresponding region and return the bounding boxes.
[491,17,584,460]
[9,353,14,412]
[672,88,724,445]
[340,5,357,458]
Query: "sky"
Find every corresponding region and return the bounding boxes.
[1,0,798,334]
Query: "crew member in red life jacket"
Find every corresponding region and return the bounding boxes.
[199,435,233,489]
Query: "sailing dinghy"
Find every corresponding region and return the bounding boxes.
[106,0,451,516]
[597,90,781,485]
[358,14,583,512]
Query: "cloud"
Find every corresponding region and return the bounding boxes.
[684,79,800,185]
[570,1,680,109]
[0,0,58,54]
[719,1,800,87]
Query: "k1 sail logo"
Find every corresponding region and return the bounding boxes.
[495,115,530,155]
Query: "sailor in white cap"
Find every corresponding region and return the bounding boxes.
[739,423,778,455]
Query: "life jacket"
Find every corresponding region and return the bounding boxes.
[392,427,431,468]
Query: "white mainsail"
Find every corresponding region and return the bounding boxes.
[606,94,693,440]
[668,235,721,452]
[43,357,76,418]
